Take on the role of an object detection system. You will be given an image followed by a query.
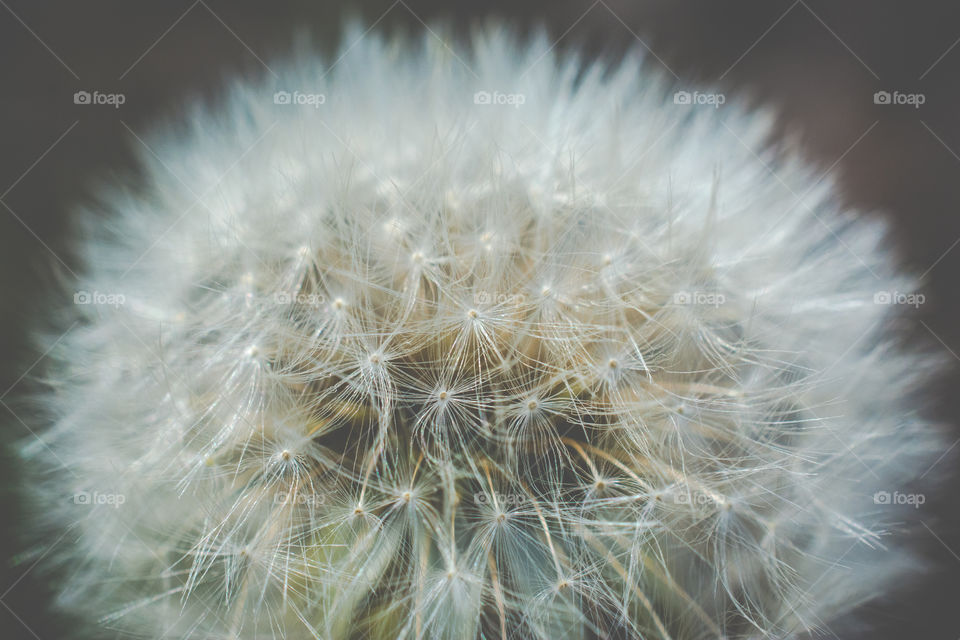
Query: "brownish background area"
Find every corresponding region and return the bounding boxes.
[1,1,958,638]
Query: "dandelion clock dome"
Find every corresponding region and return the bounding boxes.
[25,25,941,640]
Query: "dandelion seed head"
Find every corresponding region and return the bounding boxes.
[23,23,943,640]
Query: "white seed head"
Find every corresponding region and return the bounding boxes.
[25,25,942,640]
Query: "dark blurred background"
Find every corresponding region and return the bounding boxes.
[1,1,958,638]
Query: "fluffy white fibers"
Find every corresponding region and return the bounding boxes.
[24,25,942,640]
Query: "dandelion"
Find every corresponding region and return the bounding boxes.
[24,25,941,640]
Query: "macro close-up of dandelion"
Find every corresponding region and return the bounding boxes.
[2,3,960,640]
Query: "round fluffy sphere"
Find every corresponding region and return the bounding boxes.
[26,25,940,640]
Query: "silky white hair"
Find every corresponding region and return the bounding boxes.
[24,24,941,640]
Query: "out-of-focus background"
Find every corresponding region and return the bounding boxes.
[1,1,958,638]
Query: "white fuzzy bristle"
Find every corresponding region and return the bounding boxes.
[24,24,941,640]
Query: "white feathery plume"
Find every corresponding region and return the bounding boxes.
[24,24,942,639]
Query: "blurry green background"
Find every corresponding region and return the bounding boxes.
[1,1,958,638]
